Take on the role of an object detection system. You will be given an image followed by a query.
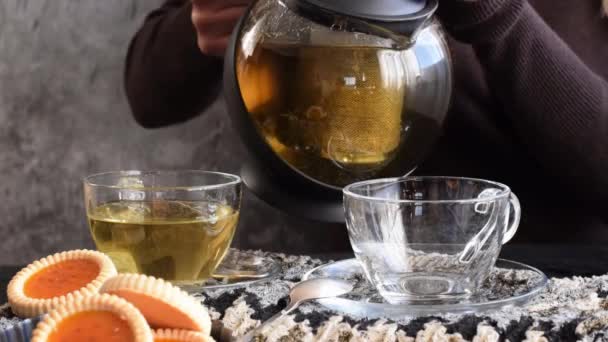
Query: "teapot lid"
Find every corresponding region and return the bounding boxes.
[285,0,437,40]
[291,0,432,22]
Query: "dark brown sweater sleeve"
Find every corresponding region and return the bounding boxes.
[439,0,608,200]
[125,0,223,128]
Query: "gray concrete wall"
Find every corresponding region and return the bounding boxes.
[0,0,303,264]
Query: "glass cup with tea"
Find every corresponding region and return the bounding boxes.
[84,170,273,288]
[343,176,521,304]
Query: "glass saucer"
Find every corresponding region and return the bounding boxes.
[179,250,281,292]
[302,258,548,318]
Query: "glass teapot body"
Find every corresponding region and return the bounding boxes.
[224,0,452,221]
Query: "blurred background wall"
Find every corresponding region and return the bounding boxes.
[0,0,295,264]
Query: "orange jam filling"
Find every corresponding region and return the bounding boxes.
[113,290,197,330]
[24,259,100,299]
[48,311,134,342]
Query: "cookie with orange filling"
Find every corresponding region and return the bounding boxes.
[31,293,153,342]
[153,329,213,342]
[100,274,211,334]
[8,250,117,317]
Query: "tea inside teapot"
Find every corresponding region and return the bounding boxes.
[237,42,412,186]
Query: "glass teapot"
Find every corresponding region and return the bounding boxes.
[224,0,452,222]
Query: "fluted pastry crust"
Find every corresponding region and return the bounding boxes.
[7,249,117,318]
[101,273,211,334]
[31,293,153,342]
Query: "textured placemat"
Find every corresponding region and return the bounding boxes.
[3,251,608,341]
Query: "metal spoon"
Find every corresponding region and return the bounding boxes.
[239,278,354,341]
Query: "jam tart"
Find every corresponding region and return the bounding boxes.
[7,250,117,317]
[101,274,211,334]
[31,293,153,342]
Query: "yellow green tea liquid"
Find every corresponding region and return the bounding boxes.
[88,200,238,282]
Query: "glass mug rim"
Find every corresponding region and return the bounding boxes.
[343,176,512,204]
[83,170,242,191]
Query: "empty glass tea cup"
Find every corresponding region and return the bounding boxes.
[343,176,520,304]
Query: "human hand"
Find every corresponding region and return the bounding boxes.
[191,0,251,57]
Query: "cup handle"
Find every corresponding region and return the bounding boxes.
[458,189,500,264]
[502,193,521,244]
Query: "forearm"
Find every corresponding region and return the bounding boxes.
[125,1,223,128]
[440,0,608,198]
